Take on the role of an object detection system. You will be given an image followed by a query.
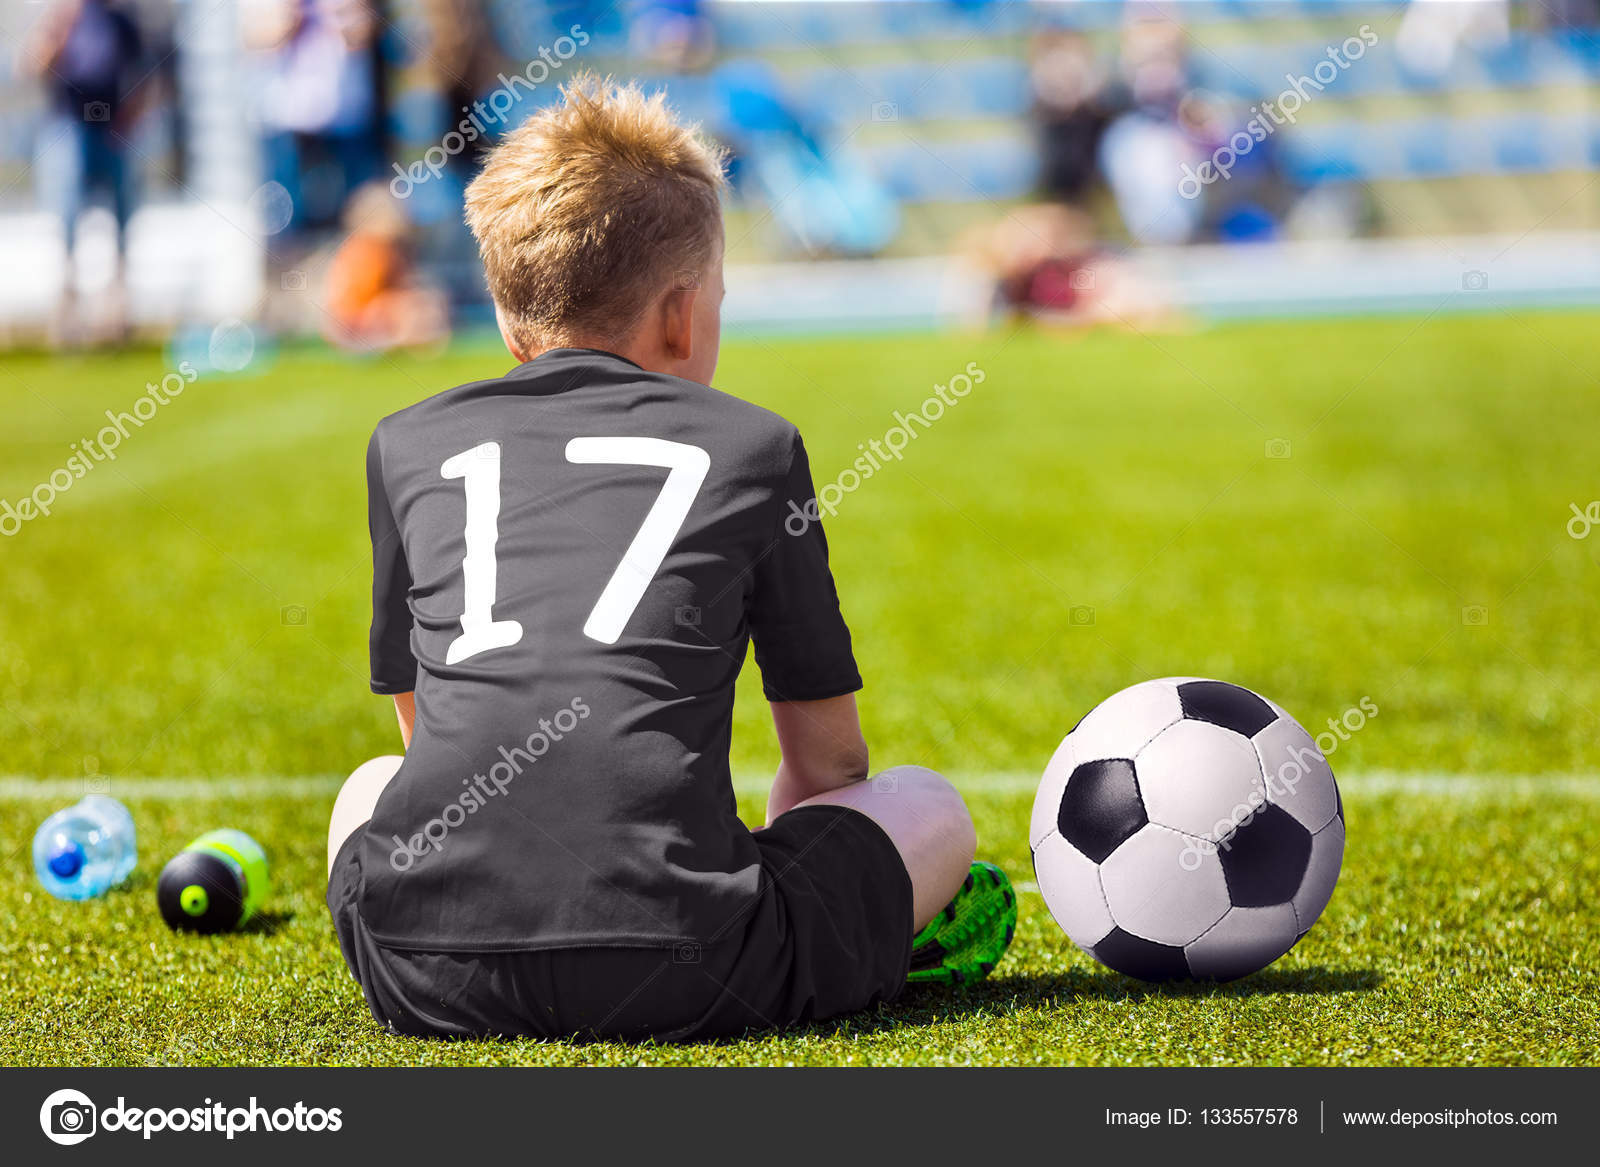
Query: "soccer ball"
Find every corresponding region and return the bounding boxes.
[1030,678,1344,982]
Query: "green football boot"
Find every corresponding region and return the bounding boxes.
[906,861,1017,986]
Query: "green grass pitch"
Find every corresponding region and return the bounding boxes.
[2,311,1598,1065]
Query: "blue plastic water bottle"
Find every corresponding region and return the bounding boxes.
[32,795,138,900]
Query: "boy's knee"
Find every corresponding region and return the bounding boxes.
[329,755,403,873]
[876,765,976,855]
[347,754,404,788]
[875,764,947,794]
[335,755,403,811]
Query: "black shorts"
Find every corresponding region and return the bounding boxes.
[327,804,914,1042]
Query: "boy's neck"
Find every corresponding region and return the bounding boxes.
[510,336,706,386]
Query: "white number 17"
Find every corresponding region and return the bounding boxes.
[440,437,710,663]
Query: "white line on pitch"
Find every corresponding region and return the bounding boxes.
[0,771,1596,801]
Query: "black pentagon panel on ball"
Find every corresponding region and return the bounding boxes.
[1217,803,1313,908]
[1092,927,1192,982]
[1177,680,1277,738]
[1058,758,1147,863]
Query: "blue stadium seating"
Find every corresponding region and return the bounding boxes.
[701,17,1600,202]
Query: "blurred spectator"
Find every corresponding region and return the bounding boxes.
[1535,0,1600,28]
[961,203,1173,329]
[417,0,506,180]
[245,0,383,237]
[1113,11,1189,117]
[1396,0,1510,79]
[322,182,449,352]
[1097,14,1203,245]
[407,0,508,312]
[631,0,716,74]
[1029,29,1114,207]
[20,0,148,343]
[1176,88,1292,243]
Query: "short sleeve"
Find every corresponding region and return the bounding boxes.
[367,429,418,694]
[749,433,862,702]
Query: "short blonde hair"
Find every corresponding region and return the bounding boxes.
[464,73,727,351]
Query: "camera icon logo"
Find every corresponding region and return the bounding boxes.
[674,269,701,290]
[871,101,898,122]
[674,605,701,629]
[1461,604,1489,627]
[83,101,110,123]
[281,269,308,292]
[1461,270,1489,291]
[673,941,702,964]
[1265,438,1292,459]
[1069,268,1096,291]
[281,604,308,626]
[40,1088,97,1146]
[1069,605,1095,627]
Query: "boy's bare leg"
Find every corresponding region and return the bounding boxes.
[327,755,403,875]
[792,765,976,930]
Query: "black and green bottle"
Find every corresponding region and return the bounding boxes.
[156,829,270,933]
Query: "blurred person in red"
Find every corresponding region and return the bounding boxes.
[958,202,1173,330]
[962,25,1173,328]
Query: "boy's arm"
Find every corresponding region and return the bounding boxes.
[367,427,420,707]
[748,431,866,824]
[765,695,870,826]
[392,692,415,750]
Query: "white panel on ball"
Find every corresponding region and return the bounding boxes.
[1135,720,1267,841]
[1032,831,1115,949]
[1029,736,1075,849]
[1292,816,1345,932]
[1254,716,1338,833]
[1066,680,1184,764]
[1184,902,1299,981]
[1099,823,1230,946]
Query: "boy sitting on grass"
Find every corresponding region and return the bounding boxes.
[326,74,1015,1041]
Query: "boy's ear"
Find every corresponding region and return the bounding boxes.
[495,305,534,363]
[661,283,698,363]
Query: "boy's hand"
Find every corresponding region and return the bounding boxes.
[392,692,415,750]
[765,695,869,825]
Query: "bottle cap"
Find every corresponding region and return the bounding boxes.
[48,842,85,879]
[156,851,244,934]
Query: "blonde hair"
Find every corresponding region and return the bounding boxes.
[464,73,727,351]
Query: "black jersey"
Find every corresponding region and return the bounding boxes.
[359,348,861,952]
